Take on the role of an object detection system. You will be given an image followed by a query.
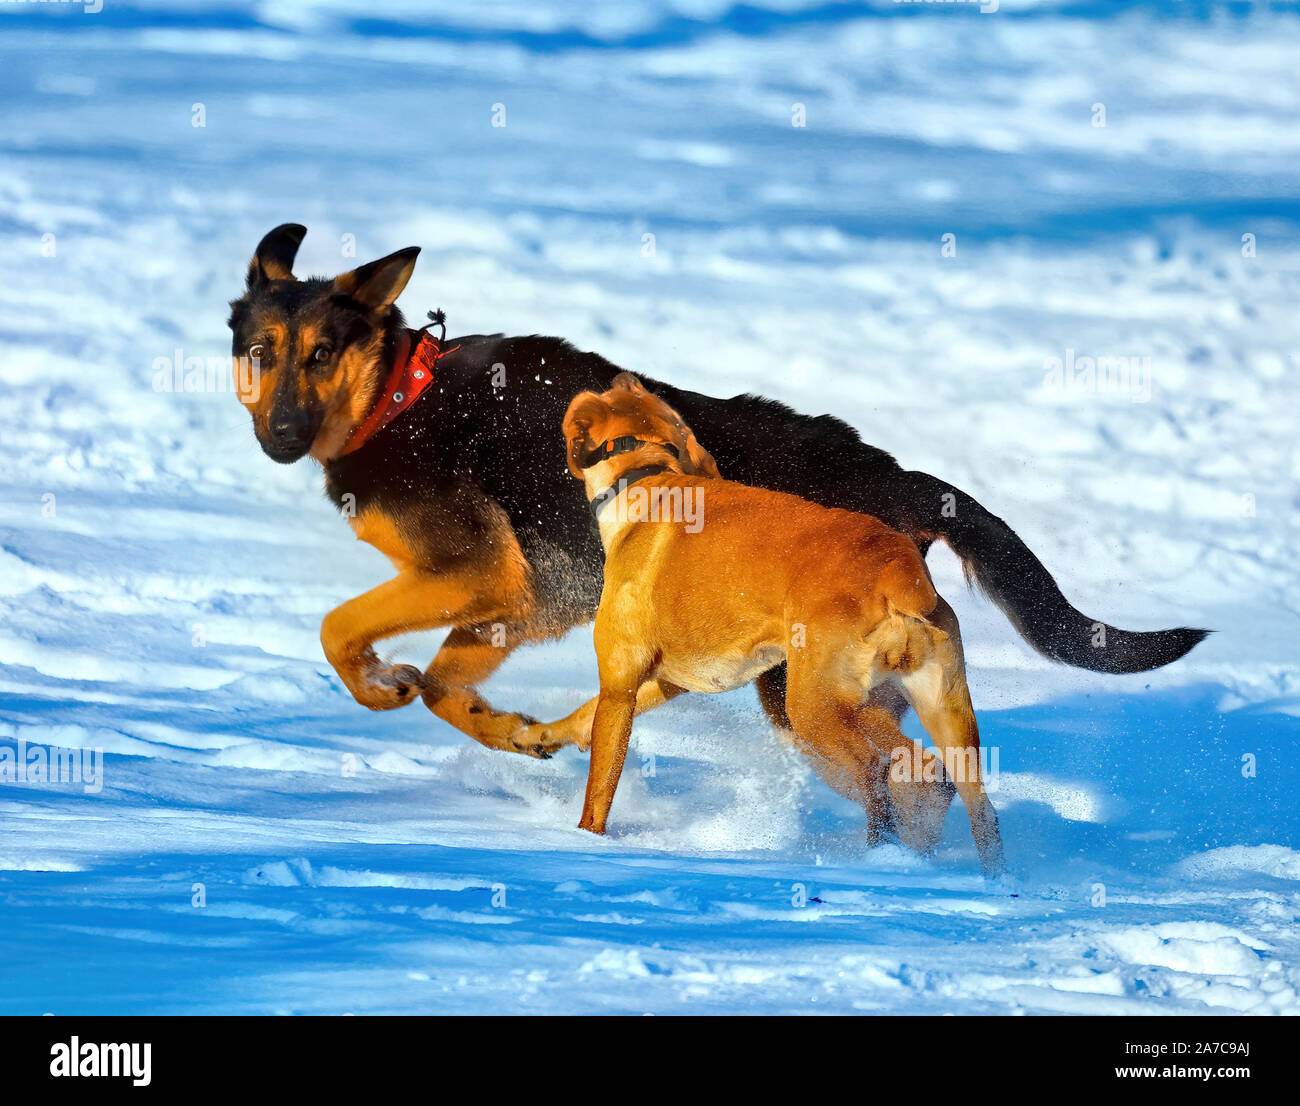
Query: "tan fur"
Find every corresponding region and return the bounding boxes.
[234,319,288,427]
[564,377,1005,875]
[233,316,382,464]
[319,500,541,747]
[347,508,420,573]
[309,333,384,462]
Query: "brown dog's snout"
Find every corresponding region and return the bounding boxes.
[562,391,610,478]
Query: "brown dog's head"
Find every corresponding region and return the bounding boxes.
[562,373,720,481]
[227,224,420,463]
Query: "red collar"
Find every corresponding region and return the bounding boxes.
[341,329,458,456]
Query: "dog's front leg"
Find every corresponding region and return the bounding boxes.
[420,624,565,758]
[510,679,686,756]
[578,686,638,834]
[321,568,516,712]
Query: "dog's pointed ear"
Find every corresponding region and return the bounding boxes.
[332,247,421,311]
[247,223,307,287]
[611,372,647,395]
[562,391,607,478]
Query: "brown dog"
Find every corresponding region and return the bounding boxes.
[563,374,1004,875]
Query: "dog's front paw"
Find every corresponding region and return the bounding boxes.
[350,654,425,711]
[509,717,585,759]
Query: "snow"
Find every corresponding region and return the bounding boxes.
[1,0,1299,1014]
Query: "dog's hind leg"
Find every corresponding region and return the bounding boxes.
[856,698,956,856]
[767,665,953,853]
[782,661,892,844]
[896,611,1005,876]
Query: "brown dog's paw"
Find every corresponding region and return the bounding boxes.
[888,776,957,856]
[508,717,581,759]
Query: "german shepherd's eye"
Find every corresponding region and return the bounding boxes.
[311,346,333,365]
[248,343,266,361]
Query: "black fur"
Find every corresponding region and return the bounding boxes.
[324,333,1207,674]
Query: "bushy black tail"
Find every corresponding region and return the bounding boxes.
[897,471,1209,674]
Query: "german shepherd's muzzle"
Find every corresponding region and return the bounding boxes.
[229,224,417,465]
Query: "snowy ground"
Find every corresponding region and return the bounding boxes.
[2,0,1300,1014]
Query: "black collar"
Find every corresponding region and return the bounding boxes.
[589,465,670,519]
[578,435,679,470]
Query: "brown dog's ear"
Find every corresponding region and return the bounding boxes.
[631,383,722,479]
[562,391,608,478]
[247,223,306,287]
[682,428,720,478]
[611,372,647,395]
[332,247,421,310]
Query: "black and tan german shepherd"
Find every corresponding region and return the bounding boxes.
[229,224,1207,783]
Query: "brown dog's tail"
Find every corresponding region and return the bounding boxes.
[895,470,1209,674]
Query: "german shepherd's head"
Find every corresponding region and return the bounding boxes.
[228,224,420,463]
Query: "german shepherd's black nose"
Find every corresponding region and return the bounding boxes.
[270,410,312,448]
[263,408,315,462]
